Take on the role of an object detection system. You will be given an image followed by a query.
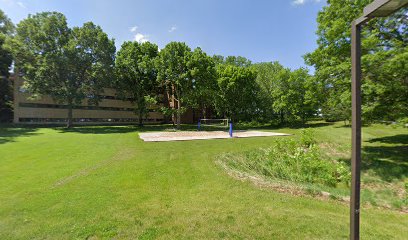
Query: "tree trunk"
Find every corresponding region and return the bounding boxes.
[202,106,207,119]
[67,104,73,128]
[280,111,284,125]
[177,100,181,130]
[138,107,143,127]
[172,112,175,127]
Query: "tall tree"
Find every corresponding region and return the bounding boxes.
[212,55,225,66]
[187,47,217,118]
[156,42,192,129]
[286,68,317,123]
[252,62,287,121]
[0,9,14,77]
[215,65,258,122]
[0,9,15,122]
[304,0,408,122]
[268,67,292,124]
[115,41,158,126]
[6,12,115,127]
[224,56,252,67]
[212,55,252,67]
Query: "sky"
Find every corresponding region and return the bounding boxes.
[1,0,326,71]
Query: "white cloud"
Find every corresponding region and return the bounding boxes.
[168,26,177,33]
[134,33,149,43]
[1,0,27,8]
[292,0,321,6]
[16,1,26,8]
[129,25,150,43]
[129,26,138,32]
[292,0,305,5]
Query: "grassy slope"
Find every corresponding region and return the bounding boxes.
[282,123,408,208]
[0,123,406,239]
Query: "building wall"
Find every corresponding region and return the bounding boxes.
[13,76,164,125]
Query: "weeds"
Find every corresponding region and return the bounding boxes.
[218,129,350,188]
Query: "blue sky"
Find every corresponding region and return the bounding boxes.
[1,0,326,70]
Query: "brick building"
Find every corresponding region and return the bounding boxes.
[12,74,196,125]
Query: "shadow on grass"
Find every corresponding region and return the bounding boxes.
[361,145,408,181]
[53,124,203,134]
[367,134,408,145]
[361,134,408,181]
[0,125,41,144]
[234,121,334,130]
[332,131,407,182]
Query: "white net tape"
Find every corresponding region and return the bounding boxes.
[199,119,229,126]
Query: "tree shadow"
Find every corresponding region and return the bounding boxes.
[54,126,139,134]
[234,121,334,130]
[53,124,203,134]
[367,134,408,145]
[0,125,41,144]
[361,145,408,181]
[285,121,334,129]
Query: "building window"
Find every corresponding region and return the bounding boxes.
[18,103,137,112]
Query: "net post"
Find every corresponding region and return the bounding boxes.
[229,121,233,138]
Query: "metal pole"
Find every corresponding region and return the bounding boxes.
[350,20,362,240]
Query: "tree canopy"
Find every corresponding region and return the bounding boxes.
[215,64,258,121]
[6,12,116,127]
[304,0,408,122]
[0,9,15,122]
[156,42,192,129]
[4,2,406,127]
[115,41,159,125]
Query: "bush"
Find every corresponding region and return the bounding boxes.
[218,130,350,187]
[299,128,316,147]
[398,117,408,127]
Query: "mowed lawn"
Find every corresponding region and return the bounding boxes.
[0,123,407,239]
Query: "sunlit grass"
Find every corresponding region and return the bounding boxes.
[0,122,406,239]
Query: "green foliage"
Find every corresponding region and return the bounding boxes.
[157,43,218,127]
[6,12,116,127]
[212,55,252,67]
[299,128,316,147]
[219,130,350,187]
[0,9,14,122]
[224,56,252,67]
[115,41,159,125]
[251,62,286,121]
[215,64,258,121]
[0,9,14,77]
[187,47,217,118]
[0,9,14,36]
[156,42,192,129]
[305,0,408,122]
[252,62,318,124]
[0,77,13,122]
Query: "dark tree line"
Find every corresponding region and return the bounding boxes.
[0,9,14,122]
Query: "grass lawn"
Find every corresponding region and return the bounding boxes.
[0,122,406,239]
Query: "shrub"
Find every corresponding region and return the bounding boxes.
[299,128,316,147]
[218,130,350,187]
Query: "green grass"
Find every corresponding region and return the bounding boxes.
[0,122,407,239]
